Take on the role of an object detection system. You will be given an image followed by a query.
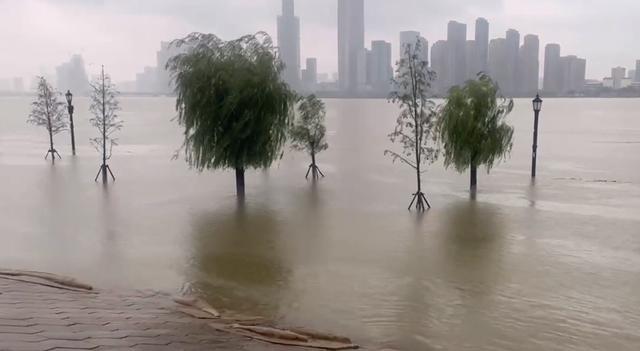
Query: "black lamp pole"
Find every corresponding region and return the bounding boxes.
[65,90,76,155]
[531,94,543,178]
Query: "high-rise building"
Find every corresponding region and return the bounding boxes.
[447,21,467,88]
[431,40,448,94]
[301,58,318,91]
[558,56,586,93]
[465,40,477,80]
[518,34,540,96]
[475,18,489,74]
[277,0,301,89]
[488,38,508,91]
[635,60,640,82]
[338,0,366,92]
[504,29,520,95]
[56,55,89,94]
[611,66,626,89]
[543,44,562,95]
[629,70,636,80]
[399,31,428,63]
[368,40,393,93]
[156,41,187,94]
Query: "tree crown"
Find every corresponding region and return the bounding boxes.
[290,95,328,155]
[167,32,295,171]
[439,74,514,173]
[28,77,68,135]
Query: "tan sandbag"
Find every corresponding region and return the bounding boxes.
[210,323,360,350]
[173,296,220,318]
[231,324,310,342]
[289,327,353,344]
[0,269,93,291]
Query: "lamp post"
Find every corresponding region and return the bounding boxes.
[531,94,543,178]
[65,90,76,155]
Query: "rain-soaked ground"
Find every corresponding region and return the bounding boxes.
[1,97,639,350]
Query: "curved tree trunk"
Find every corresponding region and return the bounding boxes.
[235,167,246,198]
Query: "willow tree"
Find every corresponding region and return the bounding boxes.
[385,38,438,211]
[167,32,295,198]
[28,77,68,162]
[290,95,328,180]
[439,74,514,193]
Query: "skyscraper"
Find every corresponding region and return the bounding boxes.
[505,29,520,95]
[368,40,393,93]
[559,56,586,93]
[488,38,508,91]
[301,58,318,91]
[338,0,365,92]
[431,40,448,94]
[475,18,489,74]
[543,44,562,95]
[56,54,89,94]
[635,60,640,82]
[277,0,301,89]
[447,21,467,88]
[518,34,540,96]
[611,66,626,89]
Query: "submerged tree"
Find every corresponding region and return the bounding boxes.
[439,73,514,193]
[89,66,123,183]
[28,77,68,162]
[385,38,439,211]
[167,32,295,198]
[290,95,329,180]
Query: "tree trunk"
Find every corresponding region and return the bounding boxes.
[470,164,478,193]
[235,167,245,198]
[311,152,318,180]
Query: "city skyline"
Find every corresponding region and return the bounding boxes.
[2,0,639,83]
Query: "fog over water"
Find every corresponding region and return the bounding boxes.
[1,97,639,350]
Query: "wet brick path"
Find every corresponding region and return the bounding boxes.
[0,278,294,350]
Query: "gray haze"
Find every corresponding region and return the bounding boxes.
[1,0,639,82]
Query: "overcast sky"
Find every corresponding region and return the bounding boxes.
[1,0,638,82]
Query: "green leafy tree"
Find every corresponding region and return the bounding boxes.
[167,32,295,198]
[290,95,329,180]
[385,38,438,211]
[89,66,123,183]
[439,74,514,193]
[28,77,68,162]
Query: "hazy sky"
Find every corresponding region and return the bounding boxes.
[1,0,638,82]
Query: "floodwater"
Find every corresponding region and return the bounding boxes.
[1,97,639,350]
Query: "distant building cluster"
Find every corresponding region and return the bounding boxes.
[134,41,187,94]
[56,54,90,94]
[592,61,640,92]
[276,0,588,97]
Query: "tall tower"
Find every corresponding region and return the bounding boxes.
[505,29,520,95]
[518,34,540,96]
[543,43,561,94]
[338,0,365,93]
[636,60,640,82]
[447,21,467,88]
[277,0,300,89]
[475,18,489,74]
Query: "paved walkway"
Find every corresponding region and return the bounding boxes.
[0,277,304,351]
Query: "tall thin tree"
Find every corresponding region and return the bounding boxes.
[385,38,439,211]
[290,95,329,180]
[28,77,68,162]
[89,66,123,183]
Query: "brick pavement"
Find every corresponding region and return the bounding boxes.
[0,277,307,351]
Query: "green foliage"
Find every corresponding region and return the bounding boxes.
[28,77,67,136]
[290,95,328,156]
[89,68,123,161]
[439,74,514,173]
[385,38,439,172]
[167,32,295,172]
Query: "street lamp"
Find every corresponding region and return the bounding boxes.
[531,94,543,178]
[65,90,76,155]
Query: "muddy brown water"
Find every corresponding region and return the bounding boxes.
[1,97,639,350]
